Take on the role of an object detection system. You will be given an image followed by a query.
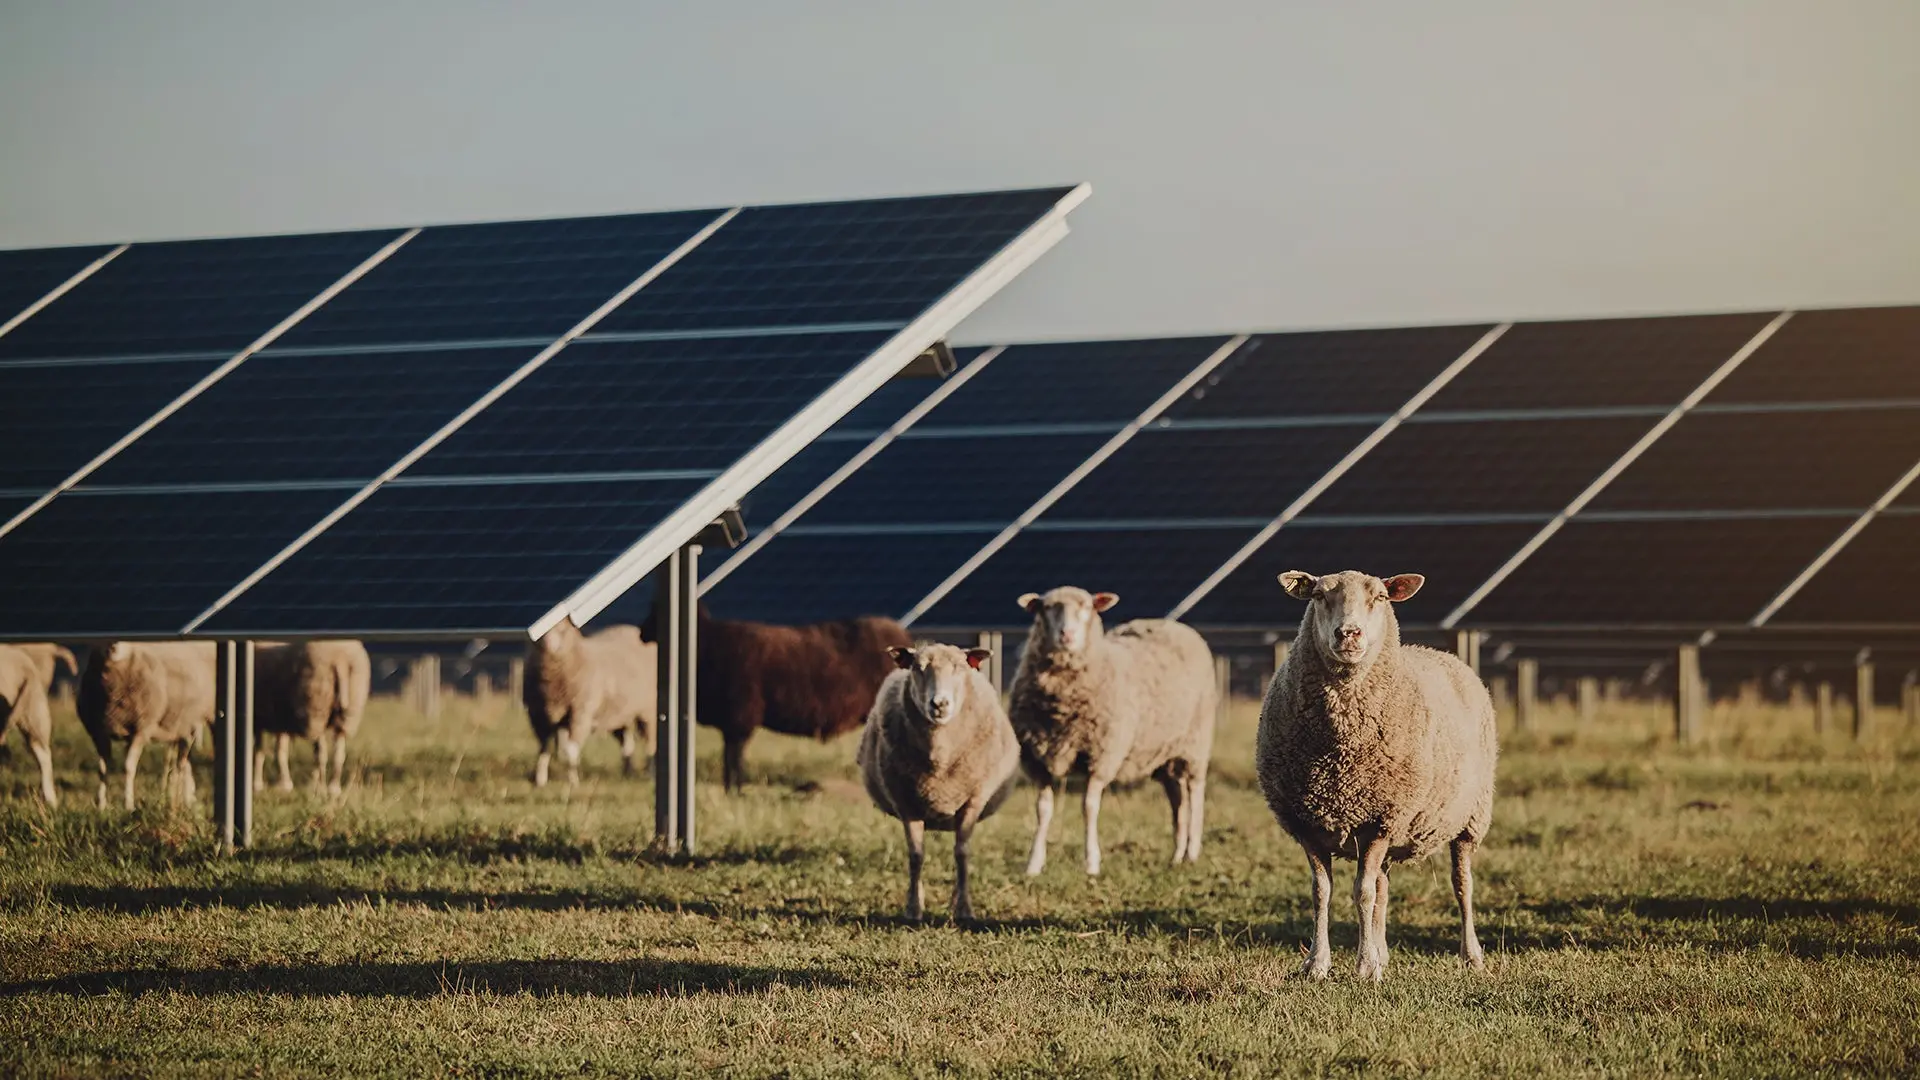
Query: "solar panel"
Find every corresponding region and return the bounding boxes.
[1044,425,1373,521]
[1164,325,1490,420]
[1772,513,1920,625]
[705,531,995,625]
[1589,407,1920,512]
[0,245,115,327]
[1469,517,1846,626]
[0,185,1087,639]
[1307,416,1654,515]
[0,231,401,360]
[1421,313,1772,410]
[919,337,1229,426]
[1708,306,1920,404]
[797,432,1111,527]
[0,357,227,491]
[1183,522,1543,628]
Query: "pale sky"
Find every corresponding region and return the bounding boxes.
[2,1,1916,343]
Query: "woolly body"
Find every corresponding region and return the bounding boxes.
[525,619,656,787]
[0,645,59,805]
[77,642,215,810]
[252,640,372,793]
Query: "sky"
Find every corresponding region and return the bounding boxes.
[2,1,1916,343]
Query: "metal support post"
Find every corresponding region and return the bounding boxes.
[212,639,255,853]
[1453,630,1481,676]
[1854,652,1873,741]
[655,543,701,854]
[1577,676,1599,722]
[1816,681,1834,735]
[976,630,1003,693]
[1675,644,1703,744]
[1515,658,1538,732]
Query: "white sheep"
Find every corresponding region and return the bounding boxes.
[1009,587,1218,877]
[859,643,1019,921]
[77,642,215,811]
[252,640,372,795]
[1257,570,1498,981]
[0,644,59,806]
[524,618,656,787]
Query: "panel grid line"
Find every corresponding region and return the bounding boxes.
[0,244,130,341]
[0,231,422,543]
[1166,322,1513,621]
[698,345,1007,594]
[179,208,743,634]
[900,333,1253,627]
[1437,310,1795,629]
[1749,455,1920,626]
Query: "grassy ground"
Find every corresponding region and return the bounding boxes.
[1,686,1917,1077]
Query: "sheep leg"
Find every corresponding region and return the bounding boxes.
[1300,846,1334,980]
[275,734,294,792]
[902,819,926,921]
[312,732,331,793]
[618,726,637,777]
[95,752,111,810]
[1159,773,1190,865]
[28,733,57,808]
[329,733,348,795]
[1083,777,1107,877]
[1451,836,1486,971]
[1353,834,1390,982]
[953,801,982,924]
[1371,867,1392,976]
[722,737,747,793]
[533,733,554,787]
[1185,774,1207,863]
[253,743,268,791]
[561,731,583,787]
[173,740,196,807]
[1024,781,1058,877]
[122,734,148,811]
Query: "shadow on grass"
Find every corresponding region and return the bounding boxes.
[2,958,853,999]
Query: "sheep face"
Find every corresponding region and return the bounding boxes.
[1016,587,1119,655]
[540,618,582,650]
[888,644,990,724]
[1280,570,1424,669]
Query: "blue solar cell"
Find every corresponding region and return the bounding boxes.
[919,526,1254,628]
[735,438,869,528]
[272,210,718,348]
[0,244,114,327]
[1309,416,1652,515]
[594,188,1073,333]
[200,477,710,634]
[407,330,893,478]
[1709,307,1920,404]
[86,347,539,487]
[1044,424,1374,522]
[1165,325,1494,420]
[703,531,992,625]
[1471,518,1843,626]
[828,370,945,435]
[921,337,1232,427]
[0,357,226,490]
[0,488,343,636]
[1775,514,1920,623]
[0,497,31,524]
[801,432,1110,526]
[1590,408,1920,512]
[0,230,401,360]
[1422,313,1773,410]
[1183,522,1544,628]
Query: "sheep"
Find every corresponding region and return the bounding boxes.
[76,642,215,811]
[251,640,372,795]
[642,602,910,792]
[0,645,59,806]
[859,643,1020,922]
[1257,570,1498,982]
[524,618,656,787]
[16,643,78,694]
[1009,587,1218,877]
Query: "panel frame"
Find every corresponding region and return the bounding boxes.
[1749,454,1920,626]
[0,244,129,341]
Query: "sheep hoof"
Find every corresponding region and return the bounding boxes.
[1462,950,1486,973]
[1298,958,1331,981]
[1356,960,1384,983]
[276,779,294,793]
[903,905,923,923]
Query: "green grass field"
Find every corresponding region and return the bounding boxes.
[2,688,1917,1077]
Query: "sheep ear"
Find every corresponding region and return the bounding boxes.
[1017,593,1042,613]
[1091,592,1119,612]
[888,647,917,669]
[964,648,992,671]
[1279,571,1318,600]
[1383,574,1425,602]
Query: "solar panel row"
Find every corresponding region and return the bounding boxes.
[0,186,1090,639]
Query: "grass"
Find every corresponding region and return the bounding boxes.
[2,687,1918,1077]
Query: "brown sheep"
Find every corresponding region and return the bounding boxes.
[252,640,372,795]
[77,642,215,810]
[859,643,1020,922]
[0,645,59,806]
[643,602,910,791]
[524,618,656,787]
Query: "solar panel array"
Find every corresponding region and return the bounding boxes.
[0,186,1089,640]
[706,306,1920,634]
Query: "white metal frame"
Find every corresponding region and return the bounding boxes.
[698,345,1007,594]
[0,244,130,341]
[1749,454,1920,626]
[1438,311,1794,629]
[0,231,422,542]
[182,209,743,634]
[1166,322,1513,621]
[900,333,1252,627]
[539,184,1092,637]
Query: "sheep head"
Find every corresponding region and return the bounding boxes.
[888,643,990,725]
[1279,570,1423,670]
[1016,586,1118,655]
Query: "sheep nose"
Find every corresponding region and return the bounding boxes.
[930,697,952,716]
[1338,625,1362,641]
